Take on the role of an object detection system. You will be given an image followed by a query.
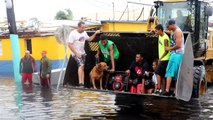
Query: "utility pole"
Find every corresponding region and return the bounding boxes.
[5,0,21,82]
[132,5,135,20]
[112,2,115,20]
[127,4,129,21]
[96,13,98,20]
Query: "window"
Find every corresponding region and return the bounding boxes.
[25,38,32,54]
[157,2,192,32]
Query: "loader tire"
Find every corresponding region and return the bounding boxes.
[192,66,206,98]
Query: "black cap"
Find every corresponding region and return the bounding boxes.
[100,34,108,40]
[166,19,175,27]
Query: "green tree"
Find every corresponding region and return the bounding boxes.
[55,9,73,20]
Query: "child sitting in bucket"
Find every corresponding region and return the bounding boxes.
[142,59,158,94]
[125,53,149,93]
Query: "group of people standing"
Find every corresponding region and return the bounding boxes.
[19,19,184,96]
[154,19,185,96]
[124,19,185,96]
[20,50,52,88]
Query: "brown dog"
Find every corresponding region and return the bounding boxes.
[90,62,107,89]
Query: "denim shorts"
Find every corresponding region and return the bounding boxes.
[73,54,86,67]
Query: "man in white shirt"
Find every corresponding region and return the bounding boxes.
[67,21,101,87]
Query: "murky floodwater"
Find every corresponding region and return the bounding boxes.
[0,76,213,120]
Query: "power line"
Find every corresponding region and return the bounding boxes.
[114,7,144,13]
[93,0,109,5]
[127,1,154,6]
[85,0,111,10]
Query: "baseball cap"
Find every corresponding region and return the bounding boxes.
[41,50,47,54]
[166,19,176,27]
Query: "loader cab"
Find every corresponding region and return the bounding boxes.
[154,0,212,57]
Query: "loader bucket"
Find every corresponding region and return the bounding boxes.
[63,32,158,88]
[176,33,194,101]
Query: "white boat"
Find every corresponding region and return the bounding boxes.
[32,68,66,85]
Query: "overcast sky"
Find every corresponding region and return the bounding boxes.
[1,0,213,21]
[0,0,154,21]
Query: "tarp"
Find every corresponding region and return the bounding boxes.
[176,33,194,101]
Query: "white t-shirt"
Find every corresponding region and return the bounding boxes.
[68,30,90,55]
[152,73,157,85]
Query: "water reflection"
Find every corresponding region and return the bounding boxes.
[0,77,213,119]
[0,77,19,119]
[40,88,53,103]
[200,87,213,119]
[115,93,201,120]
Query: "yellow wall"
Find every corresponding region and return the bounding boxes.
[206,28,213,59]
[0,35,66,60]
[30,36,65,60]
[101,22,148,32]
[0,38,13,60]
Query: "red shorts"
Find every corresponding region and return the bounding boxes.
[130,84,142,93]
[22,84,33,92]
[40,78,51,88]
[21,73,32,84]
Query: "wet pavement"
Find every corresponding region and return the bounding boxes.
[0,76,213,120]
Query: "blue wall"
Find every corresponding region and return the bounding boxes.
[0,60,66,75]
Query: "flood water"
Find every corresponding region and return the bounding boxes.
[1,76,213,120]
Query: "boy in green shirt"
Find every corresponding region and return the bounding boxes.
[96,34,119,89]
[154,24,171,94]
[96,34,119,72]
